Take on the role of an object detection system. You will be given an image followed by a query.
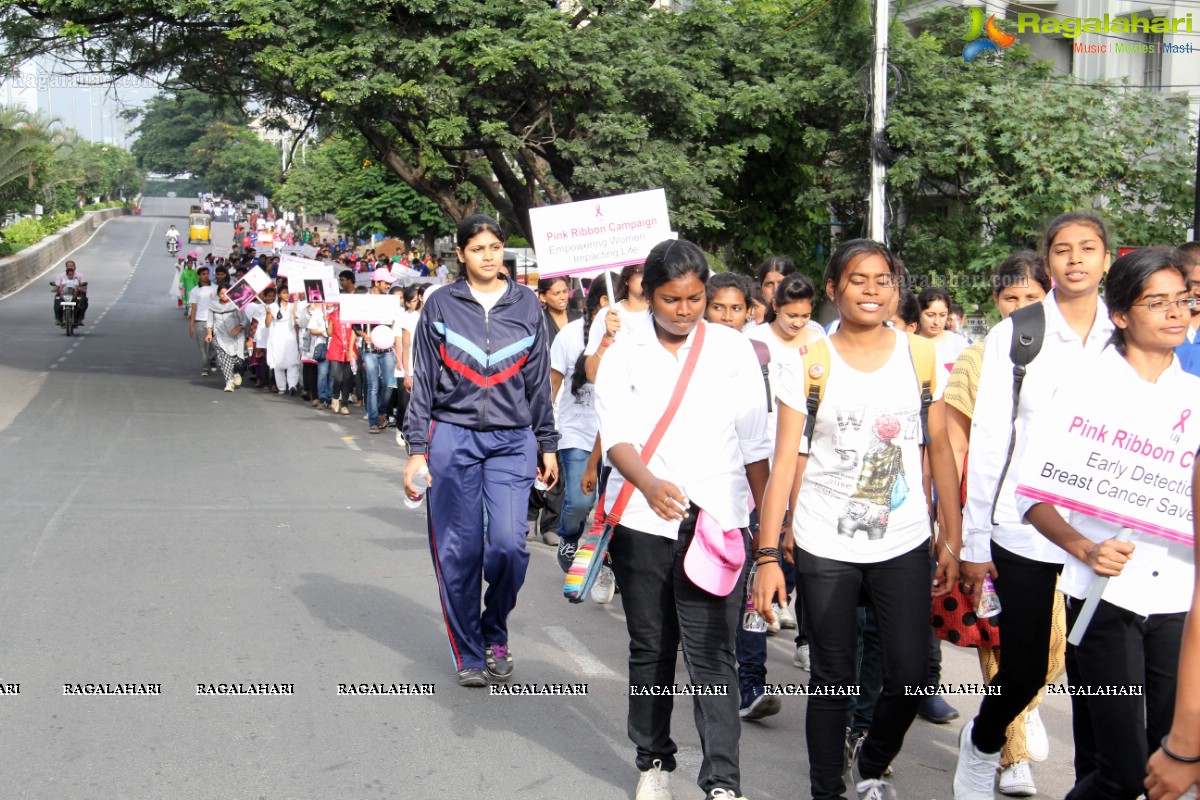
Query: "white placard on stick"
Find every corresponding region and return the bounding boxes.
[337,294,400,324]
[529,189,673,279]
[226,266,272,309]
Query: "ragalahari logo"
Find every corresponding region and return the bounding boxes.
[963,8,1016,62]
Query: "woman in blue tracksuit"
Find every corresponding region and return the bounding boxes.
[402,214,560,688]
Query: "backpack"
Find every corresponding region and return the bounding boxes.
[987,303,1045,524]
[797,332,936,455]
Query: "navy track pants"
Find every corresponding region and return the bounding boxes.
[426,421,537,672]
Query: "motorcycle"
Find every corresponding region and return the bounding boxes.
[52,282,82,336]
[167,236,179,256]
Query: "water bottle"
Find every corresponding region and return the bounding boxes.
[742,566,768,633]
[976,574,1002,618]
[404,467,429,510]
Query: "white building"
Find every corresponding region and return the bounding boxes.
[902,0,1200,110]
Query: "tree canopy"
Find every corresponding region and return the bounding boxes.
[274,136,450,245]
[2,0,1193,300]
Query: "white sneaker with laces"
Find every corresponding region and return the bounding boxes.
[1024,709,1048,762]
[636,759,672,800]
[709,789,747,800]
[793,643,811,671]
[854,763,898,800]
[953,721,1000,800]
[777,603,797,629]
[998,761,1036,797]
[591,565,616,604]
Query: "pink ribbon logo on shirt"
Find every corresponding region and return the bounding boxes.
[1173,408,1191,435]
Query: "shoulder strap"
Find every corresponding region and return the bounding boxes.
[798,338,831,455]
[989,304,1046,525]
[905,332,937,447]
[606,321,708,525]
[749,338,772,413]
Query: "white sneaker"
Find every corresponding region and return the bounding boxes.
[777,602,798,629]
[953,721,1000,800]
[591,566,616,605]
[636,759,672,800]
[233,373,242,386]
[998,761,1036,797]
[709,789,747,800]
[793,643,811,671]
[224,382,234,392]
[1024,709,1048,762]
[331,398,340,413]
[395,429,406,448]
[855,771,898,800]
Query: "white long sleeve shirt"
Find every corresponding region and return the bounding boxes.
[594,320,771,539]
[963,291,1113,564]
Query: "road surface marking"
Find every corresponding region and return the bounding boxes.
[543,625,617,677]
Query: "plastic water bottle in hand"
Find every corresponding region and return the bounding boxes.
[404,467,429,510]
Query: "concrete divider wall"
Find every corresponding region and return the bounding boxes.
[0,207,129,296]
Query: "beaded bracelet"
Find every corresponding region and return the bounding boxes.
[1160,735,1200,763]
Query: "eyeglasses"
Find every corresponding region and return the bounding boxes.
[1133,297,1199,313]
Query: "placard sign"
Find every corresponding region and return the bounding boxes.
[1016,378,1198,546]
[277,253,326,280]
[336,294,400,324]
[288,262,337,303]
[529,189,673,278]
[225,266,273,309]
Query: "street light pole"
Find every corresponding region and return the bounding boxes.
[868,0,890,243]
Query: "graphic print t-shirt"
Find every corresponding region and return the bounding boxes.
[778,329,931,564]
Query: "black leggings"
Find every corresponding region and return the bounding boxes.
[970,543,1062,754]
[330,360,353,404]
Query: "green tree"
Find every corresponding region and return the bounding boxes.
[124,90,245,175]
[187,121,279,198]
[275,137,450,244]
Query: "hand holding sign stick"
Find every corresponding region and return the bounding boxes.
[1067,527,1135,645]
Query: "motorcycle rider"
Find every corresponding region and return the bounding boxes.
[52,260,88,327]
[166,225,181,253]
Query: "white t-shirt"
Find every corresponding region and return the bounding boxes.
[745,324,822,447]
[550,318,598,452]
[189,285,217,322]
[397,309,420,376]
[779,329,932,563]
[583,302,652,356]
[470,285,506,315]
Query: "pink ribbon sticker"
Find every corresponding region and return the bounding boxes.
[1173,408,1191,434]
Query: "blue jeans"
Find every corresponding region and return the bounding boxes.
[554,448,597,541]
[361,349,394,427]
[317,358,332,402]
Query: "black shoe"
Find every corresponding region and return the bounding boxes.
[76,320,84,326]
[485,644,513,682]
[556,536,579,573]
[917,694,960,724]
[457,668,488,688]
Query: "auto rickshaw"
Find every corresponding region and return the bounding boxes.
[188,213,211,244]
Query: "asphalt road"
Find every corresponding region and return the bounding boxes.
[0,197,1083,799]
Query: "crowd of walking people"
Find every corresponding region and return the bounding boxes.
[177,210,1200,800]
